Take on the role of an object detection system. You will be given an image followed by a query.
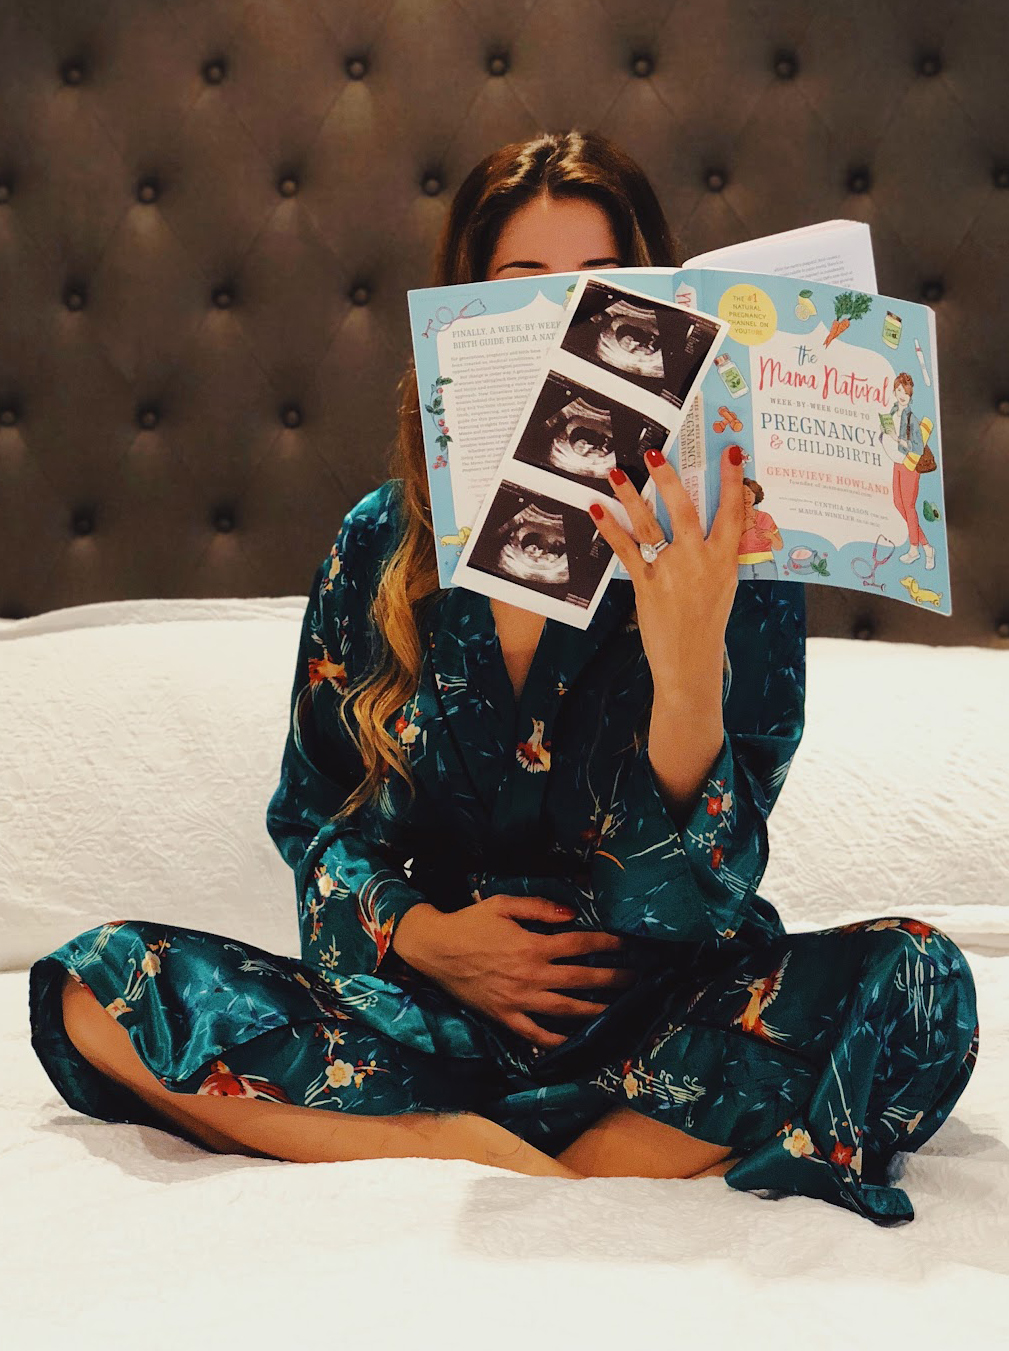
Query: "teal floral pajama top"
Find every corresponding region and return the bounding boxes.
[29,478,980,1226]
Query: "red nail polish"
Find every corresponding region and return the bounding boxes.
[609,466,627,485]
[728,445,744,466]
[589,502,604,520]
[645,448,665,466]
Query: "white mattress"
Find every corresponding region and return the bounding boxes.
[3,954,1007,1348]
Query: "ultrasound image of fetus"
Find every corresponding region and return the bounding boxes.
[544,396,615,480]
[493,503,569,586]
[592,298,663,379]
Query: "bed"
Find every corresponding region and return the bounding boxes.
[3,0,1008,1344]
[2,597,1007,1346]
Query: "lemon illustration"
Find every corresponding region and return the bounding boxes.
[794,289,817,321]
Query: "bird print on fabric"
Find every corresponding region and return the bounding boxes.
[27,478,980,1235]
[516,716,551,772]
[195,1060,293,1104]
[732,949,792,1046]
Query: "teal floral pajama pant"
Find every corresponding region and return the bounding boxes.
[29,911,979,1226]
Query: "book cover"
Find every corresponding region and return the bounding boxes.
[408,248,947,627]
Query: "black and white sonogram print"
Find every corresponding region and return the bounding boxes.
[467,481,612,607]
[561,279,722,406]
[512,372,667,494]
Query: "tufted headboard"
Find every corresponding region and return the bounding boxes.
[1,0,1006,649]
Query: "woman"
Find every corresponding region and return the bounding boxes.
[29,132,978,1222]
[736,477,783,580]
[882,372,935,568]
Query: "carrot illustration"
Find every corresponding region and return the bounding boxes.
[824,290,873,346]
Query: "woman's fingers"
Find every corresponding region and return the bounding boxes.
[643,448,705,545]
[589,445,745,573]
[508,1013,569,1050]
[607,466,665,544]
[707,444,748,558]
[587,498,646,583]
[527,990,609,1016]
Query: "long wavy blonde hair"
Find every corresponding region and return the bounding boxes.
[333,130,686,822]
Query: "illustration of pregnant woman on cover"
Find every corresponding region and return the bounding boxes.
[879,372,935,569]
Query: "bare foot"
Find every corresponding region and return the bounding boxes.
[471,1116,585,1178]
[690,1155,740,1178]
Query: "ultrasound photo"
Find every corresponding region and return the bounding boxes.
[561,279,722,406]
[466,481,612,607]
[512,372,667,494]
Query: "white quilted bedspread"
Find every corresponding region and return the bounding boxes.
[2,596,1008,969]
[2,596,1008,1346]
[2,955,1007,1348]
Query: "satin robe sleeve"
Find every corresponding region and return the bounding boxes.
[588,581,806,945]
[265,498,429,979]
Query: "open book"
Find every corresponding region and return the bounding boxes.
[407,219,948,627]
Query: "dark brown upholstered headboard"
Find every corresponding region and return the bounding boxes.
[1,0,1006,648]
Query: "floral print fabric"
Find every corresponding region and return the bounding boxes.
[28,479,979,1224]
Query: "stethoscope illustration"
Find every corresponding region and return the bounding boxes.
[851,535,896,592]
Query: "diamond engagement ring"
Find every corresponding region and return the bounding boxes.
[639,537,671,564]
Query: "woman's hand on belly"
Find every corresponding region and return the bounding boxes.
[402,892,638,1052]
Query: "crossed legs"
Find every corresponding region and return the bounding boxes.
[59,974,582,1176]
[554,1106,739,1178]
[60,973,738,1180]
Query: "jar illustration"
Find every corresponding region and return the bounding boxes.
[882,311,903,348]
[714,352,748,398]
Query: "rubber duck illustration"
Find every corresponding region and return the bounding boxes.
[439,526,472,548]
